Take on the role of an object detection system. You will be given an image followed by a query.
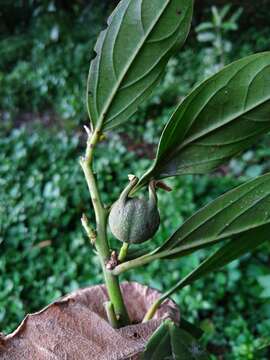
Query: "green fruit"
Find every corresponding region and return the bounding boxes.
[109,177,160,244]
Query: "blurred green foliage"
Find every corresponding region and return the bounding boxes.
[196,4,242,77]
[1,1,270,359]
[0,1,108,126]
[1,127,270,359]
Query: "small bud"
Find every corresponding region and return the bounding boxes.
[83,125,92,136]
[106,251,118,270]
[98,133,107,142]
[128,174,137,181]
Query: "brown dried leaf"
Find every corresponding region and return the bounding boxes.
[1,282,179,360]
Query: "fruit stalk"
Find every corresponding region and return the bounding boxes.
[118,242,129,263]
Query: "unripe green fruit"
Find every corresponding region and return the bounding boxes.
[109,178,160,244]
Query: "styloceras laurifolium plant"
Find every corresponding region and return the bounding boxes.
[80,0,270,354]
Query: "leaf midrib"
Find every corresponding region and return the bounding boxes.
[164,193,270,257]
[96,0,171,127]
[172,187,270,249]
[159,61,270,167]
[179,63,270,149]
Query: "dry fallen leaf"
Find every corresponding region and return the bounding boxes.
[1,282,179,360]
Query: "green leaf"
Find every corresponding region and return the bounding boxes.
[229,8,243,23]
[218,4,231,21]
[197,32,215,43]
[154,173,270,258]
[142,320,207,359]
[223,22,238,31]
[160,223,270,300]
[211,6,221,27]
[137,52,270,186]
[87,0,193,130]
[195,22,214,33]
[141,319,172,360]
[170,324,209,359]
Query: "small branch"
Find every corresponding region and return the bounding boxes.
[144,274,188,322]
[81,214,96,245]
[112,245,195,276]
[143,298,163,322]
[84,125,92,137]
[111,252,162,276]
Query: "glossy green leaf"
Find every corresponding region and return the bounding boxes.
[154,173,270,258]
[87,0,193,130]
[137,52,270,185]
[160,224,270,300]
[170,324,209,359]
[141,319,172,360]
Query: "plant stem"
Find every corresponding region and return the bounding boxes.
[143,281,177,322]
[104,301,118,328]
[143,298,163,322]
[102,264,130,327]
[143,273,188,322]
[118,242,129,263]
[80,124,130,327]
